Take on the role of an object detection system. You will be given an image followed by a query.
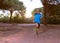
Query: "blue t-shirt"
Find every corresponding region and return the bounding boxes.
[34,13,43,23]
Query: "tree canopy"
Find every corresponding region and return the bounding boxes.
[41,0,60,5]
[0,0,26,10]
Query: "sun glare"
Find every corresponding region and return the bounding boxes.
[25,14,32,18]
[19,0,43,18]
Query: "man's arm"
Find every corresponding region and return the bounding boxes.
[40,12,43,19]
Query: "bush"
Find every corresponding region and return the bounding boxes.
[12,15,24,23]
[46,15,60,24]
[0,16,9,23]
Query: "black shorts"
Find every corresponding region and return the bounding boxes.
[35,22,40,28]
[37,23,40,28]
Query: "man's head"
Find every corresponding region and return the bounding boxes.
[36,8,40,13]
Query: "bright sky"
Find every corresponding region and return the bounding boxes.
[19,0,43,18]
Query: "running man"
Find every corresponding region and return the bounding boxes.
[33,8,43,35]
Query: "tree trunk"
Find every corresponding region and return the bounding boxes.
[9,10,12,23]
[9,8,14,23]
[42,0,47,25]
[44,7,47,25]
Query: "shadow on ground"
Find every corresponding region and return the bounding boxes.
[0,26,23,37]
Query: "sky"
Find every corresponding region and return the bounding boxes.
[19,0,43,18]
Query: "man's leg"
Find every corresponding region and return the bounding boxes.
[35,23,40,35]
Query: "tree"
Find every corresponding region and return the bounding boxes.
[0,0,26,22]
[41,0,60,25]
[41,0,60,24]
[41,0,48,25]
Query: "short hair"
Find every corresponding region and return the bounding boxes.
[36,8,41,12]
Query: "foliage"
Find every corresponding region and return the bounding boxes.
[0,0,26,10]
[42,4,60,24]
[0,16,9,23]
[41,0,60,5]
[0,14,24,23]
[12,14,22,23]
[0,0,26,23]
